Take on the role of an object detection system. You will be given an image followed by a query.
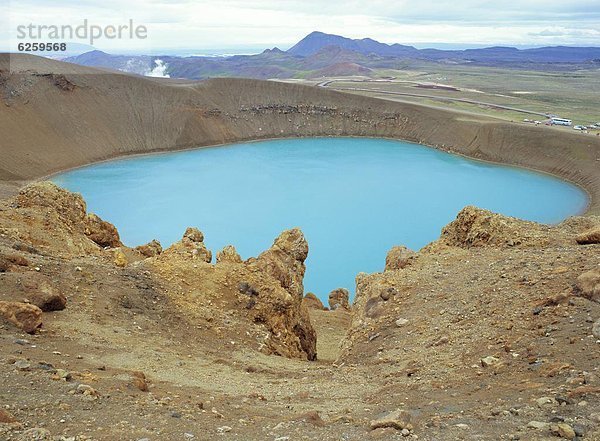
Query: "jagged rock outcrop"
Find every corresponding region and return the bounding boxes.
[2,184,318,361]
[151,227,317,360]
[328,288,350,311]
[84,213,122,248]
[0,301,43,333]
[5,182,122,255]
[135,239,163,257]
[440,206,548,248]
[15,181,88,224]
[255,228,308,298]
[303,293,326,310]
[252,229,316,360]
[216,245,242,264]
[183,227,204,243]
[384,245,416,271]
[163,227,212,262]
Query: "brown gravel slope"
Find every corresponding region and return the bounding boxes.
[1,53,599,213]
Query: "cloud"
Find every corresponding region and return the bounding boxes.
[529,27,600,38]
[3,0,600,52]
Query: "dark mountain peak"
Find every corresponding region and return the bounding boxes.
[287,31,417,57]
[65,49,112,64]
[469,46,519,51]
[262,47,285,54]
[287,31,353,56]
[83,50,109,56]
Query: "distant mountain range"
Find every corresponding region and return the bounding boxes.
[289,31,600,63]
[63,31,600,80]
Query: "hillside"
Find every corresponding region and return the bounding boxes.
[2,54,599,214]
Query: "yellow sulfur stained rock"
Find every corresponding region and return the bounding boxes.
[113,249,128,267]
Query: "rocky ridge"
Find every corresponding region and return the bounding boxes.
[0,182,316,361]
[1,186,599,439]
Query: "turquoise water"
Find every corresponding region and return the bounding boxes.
[53,138,587,301]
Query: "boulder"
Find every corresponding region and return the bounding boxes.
[384,246,416,271]
[2,272,66,311]
[0,408,17,423]
[481,356,500,367]
[216,245,242,264]
[84,213,122,248]
[0,301,43,333]
[27,290,67,312]
[293,410,326,427]
[131,371,149,392]
[18,428,52,440]
[527,421,549,430]
[536,396,558,408]
[302,293,326,310]
[576,227,600,245]
[76,384,99,398]
[135,239,163,257]
[551,423,576,440]
[369,409,413,431]
[576,269,600,303]
[328,288,350,310]
[18,273,66,311]
[593,318,600,339]
[113,249,128,267]
[0,254,29,272]
[0,257,10,272]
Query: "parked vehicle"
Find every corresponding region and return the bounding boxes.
[550,117,572,126]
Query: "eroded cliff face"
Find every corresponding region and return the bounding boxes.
[150,227,317,360]
[0,182,317,360]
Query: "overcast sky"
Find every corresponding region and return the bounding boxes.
[2,0,600,53]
